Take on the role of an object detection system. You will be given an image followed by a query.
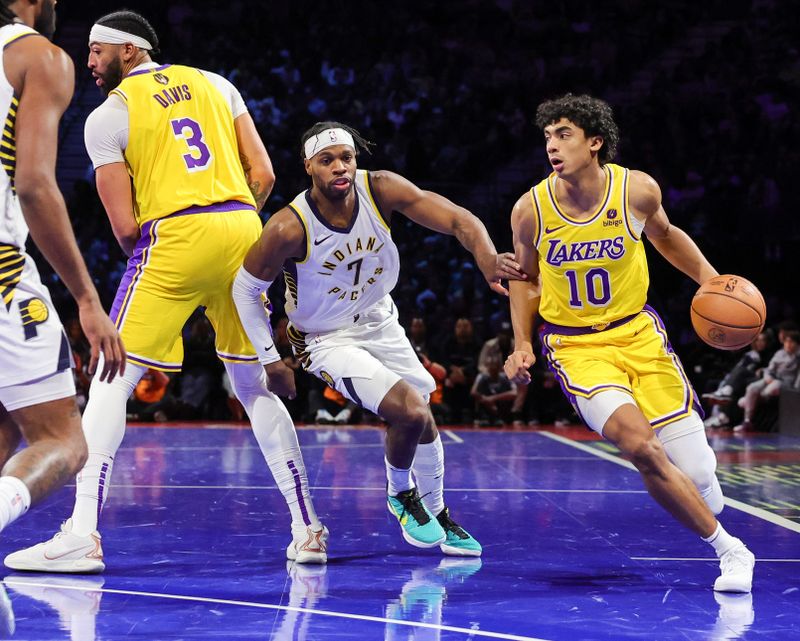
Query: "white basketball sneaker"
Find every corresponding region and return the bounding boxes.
[4,519,105,574]
[286,524,328,564]
[713,542,755,593]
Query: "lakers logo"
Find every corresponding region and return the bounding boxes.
[153,73,170,85]
[19,297,49,340]
[320,371,335,388]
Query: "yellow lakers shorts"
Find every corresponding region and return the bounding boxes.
[540,306,701,429]
[109,204,262,372]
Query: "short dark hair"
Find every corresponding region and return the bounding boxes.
[300,121,374,160]
[784,329,800,344]
[0,1,17,28]
[95,9,160,55]
[535,93,620,164]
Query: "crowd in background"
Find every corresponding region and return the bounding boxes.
[39,0,799,427]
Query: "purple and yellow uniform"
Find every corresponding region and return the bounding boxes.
[532,163,701,428]
[87,63,261,371]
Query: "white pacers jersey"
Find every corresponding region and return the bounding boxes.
[283,170,400,333]
[0,23,72,387]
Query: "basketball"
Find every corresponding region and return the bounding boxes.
[690,275,766,350]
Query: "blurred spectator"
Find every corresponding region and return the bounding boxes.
[127,369,171,422]
[702,331,773,429]
[442,318,479,423]
[478,319,527,425]
[471,356,517,426]
[64,317,91,410]
[734,329,800,432]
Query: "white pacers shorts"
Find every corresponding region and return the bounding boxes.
[0,369,76,412]
[0,252,75,409]
[287,296,435,414]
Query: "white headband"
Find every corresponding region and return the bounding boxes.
[89,24,153,50]
[303,128,355,159]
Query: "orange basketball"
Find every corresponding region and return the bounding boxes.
[690,275,766,350]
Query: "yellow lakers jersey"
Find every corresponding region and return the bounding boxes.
[110,65,255,225]
[532,164,648,327]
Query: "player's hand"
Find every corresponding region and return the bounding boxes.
[504,350,535,385]
[79,303,126,382]
[265,360,297,399]
[478,252,527,297]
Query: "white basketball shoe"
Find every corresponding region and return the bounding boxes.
[4,519,105,574]
[286,524,329,564]
[714,541,755,593]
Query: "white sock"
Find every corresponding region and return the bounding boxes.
[72,453,114,536]
[70,361,144,536]
[226,362,321,536]
[265,448,321,537]
[386,458,413,496]
[702,522,740,557]
[0,476,31,532]
[412,435,445,516]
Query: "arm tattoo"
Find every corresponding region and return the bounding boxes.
[240,152,269,211]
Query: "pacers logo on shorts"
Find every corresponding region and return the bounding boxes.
[18,297,49,340]
[320,371,335,388]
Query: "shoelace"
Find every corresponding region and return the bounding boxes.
[436,509,469,539]
[396,489,432,525]
[721,547,750,573]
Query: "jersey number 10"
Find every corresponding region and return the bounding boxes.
[171,118,212,172]
[565,267,612,308]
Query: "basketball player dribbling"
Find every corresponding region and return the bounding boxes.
[0,0,124,537]
[233,121,526,556]
[7,9,326,573]
[504,94,754,592]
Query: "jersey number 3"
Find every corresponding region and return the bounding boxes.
[171,118,212,172]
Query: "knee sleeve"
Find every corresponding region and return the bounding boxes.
[657,412,725,514]
[575,390,638,435]
[223,361,269,415]
[224,362,299,453]
[82,361,146,456]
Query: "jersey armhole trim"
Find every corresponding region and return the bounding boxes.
[3,31,41,49]
[531,187,543,250]
[622,168,643,241]
[287,203,310,264]
[364,171,390,232]
[110,88,128,102]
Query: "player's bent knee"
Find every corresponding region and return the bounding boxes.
[403,400,430,430]
[628,436,667,473]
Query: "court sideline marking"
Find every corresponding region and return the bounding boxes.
[540,431,800,534]
[2,579,552,641]
[96,484,648,493]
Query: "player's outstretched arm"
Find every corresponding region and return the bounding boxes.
[369,170,526,296]
[232,209,306,398]
[505,194,541,385]
[633,171,718,285]
[234,113,275,212]
[9,37,125,381]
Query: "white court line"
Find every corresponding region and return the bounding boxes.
[631,557,800,562]
[86,484,647,493]
[1,579,551,641]
[443,429,464,443]
[540,431,800,534]
[118,443,385,452]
